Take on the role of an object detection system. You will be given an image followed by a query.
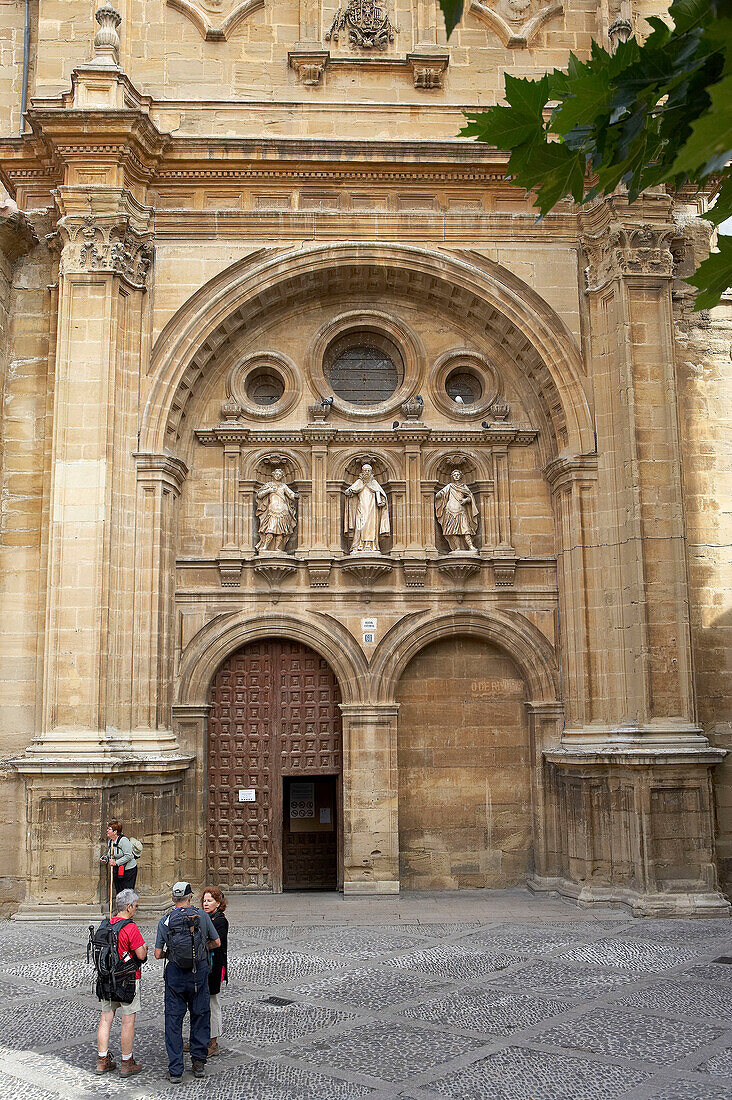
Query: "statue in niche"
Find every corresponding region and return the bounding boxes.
[255,468,298,553]
[435,469,479,552]
[344,463,390,554]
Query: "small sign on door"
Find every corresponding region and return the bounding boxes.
[238,788,256,802]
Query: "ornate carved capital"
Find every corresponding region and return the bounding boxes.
[57,215,154,287]
[582,223,676,293]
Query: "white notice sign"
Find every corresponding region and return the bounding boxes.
[238,788,256,802]
[361,617,377,632]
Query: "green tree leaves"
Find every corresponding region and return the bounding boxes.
[438,0,732,309]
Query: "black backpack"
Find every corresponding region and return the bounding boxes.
[164,907,209,973]
[87,918,138,1004]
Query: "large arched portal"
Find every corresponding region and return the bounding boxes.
[206,638,343,893]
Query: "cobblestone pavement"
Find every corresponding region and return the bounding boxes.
[0,890,730,1099]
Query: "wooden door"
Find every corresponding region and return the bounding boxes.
[207,639,342,891]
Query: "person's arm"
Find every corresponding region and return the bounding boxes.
[135,943,148,961]
[204,912,220,950]
[154,921,166,960]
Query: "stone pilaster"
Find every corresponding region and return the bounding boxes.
[340,703,400,894]
[579,200,700,746]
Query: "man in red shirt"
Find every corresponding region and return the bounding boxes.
[96,888,148,1076]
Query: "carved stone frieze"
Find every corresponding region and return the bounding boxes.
[326,0,397,51]
[492,557,517,586]
[582,223,676,293]
[57,215,154,288]
[306,559,333,587]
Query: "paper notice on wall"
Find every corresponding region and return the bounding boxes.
[319,807,331,824]
[238,789,256,802]
[289,781,315,819]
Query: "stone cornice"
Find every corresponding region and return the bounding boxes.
[195,425,539,447]
[543,452,599,491]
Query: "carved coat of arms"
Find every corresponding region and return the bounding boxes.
[326,0,396,51]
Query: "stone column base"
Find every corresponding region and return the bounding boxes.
[541,745,730,918]
[528,874,731,918]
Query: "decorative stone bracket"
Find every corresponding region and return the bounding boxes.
[288,49,450,89]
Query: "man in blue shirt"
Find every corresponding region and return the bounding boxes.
[155,882,220,1083]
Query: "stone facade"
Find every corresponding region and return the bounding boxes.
[0,1,729,917]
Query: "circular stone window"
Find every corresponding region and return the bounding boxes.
[430,349,500,420]
[245,367,285,406]
[446,368,482,406]
[325,336,403,407]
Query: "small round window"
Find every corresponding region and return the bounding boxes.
[326,343,400,406]
[245,367,285,406]
[446,368,482,406]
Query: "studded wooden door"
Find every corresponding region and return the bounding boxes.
[207,639,342,891]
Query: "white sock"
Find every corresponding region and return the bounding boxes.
[122,1054,132,1061]
[98,1050,108,1058]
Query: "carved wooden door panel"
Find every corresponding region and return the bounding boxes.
[207,639,342,891]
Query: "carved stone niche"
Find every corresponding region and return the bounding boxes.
[433,453,481,557]
[252,453,300,558]
[340,452,394,558]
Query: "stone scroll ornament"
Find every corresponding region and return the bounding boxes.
[344,464,390,553]
[255,469,298,553]
[326,0,396,50]
[435,469,479,552]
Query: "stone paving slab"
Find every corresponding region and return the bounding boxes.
[0,889,729,1099]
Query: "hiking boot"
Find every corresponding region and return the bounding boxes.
[120,1057,142,1076]
[166,1070,182,1084]
[192,1060,206,1079]
[208,1037,219,1057]
[95,1053,117,1075]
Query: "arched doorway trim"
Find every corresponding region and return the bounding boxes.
[141,243,592,457]
[177,608,369,707]
[370,607,560,705]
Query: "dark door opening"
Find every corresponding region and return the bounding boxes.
[282,775,338,890]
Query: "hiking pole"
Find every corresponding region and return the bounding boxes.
[109,860,113,918]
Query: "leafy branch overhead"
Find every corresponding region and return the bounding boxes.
[437,0,732,309]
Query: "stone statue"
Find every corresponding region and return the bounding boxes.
[435,468,479,552]
[344,463,390,554]
[255,468,298,553]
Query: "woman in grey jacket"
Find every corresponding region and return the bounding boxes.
[104,820,138,895]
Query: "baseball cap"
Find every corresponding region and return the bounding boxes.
[172,881,193,900]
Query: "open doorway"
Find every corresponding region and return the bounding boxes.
[282,775,338,890]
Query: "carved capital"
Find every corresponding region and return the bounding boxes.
[57,215,154,287]
[582,222,676,292]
